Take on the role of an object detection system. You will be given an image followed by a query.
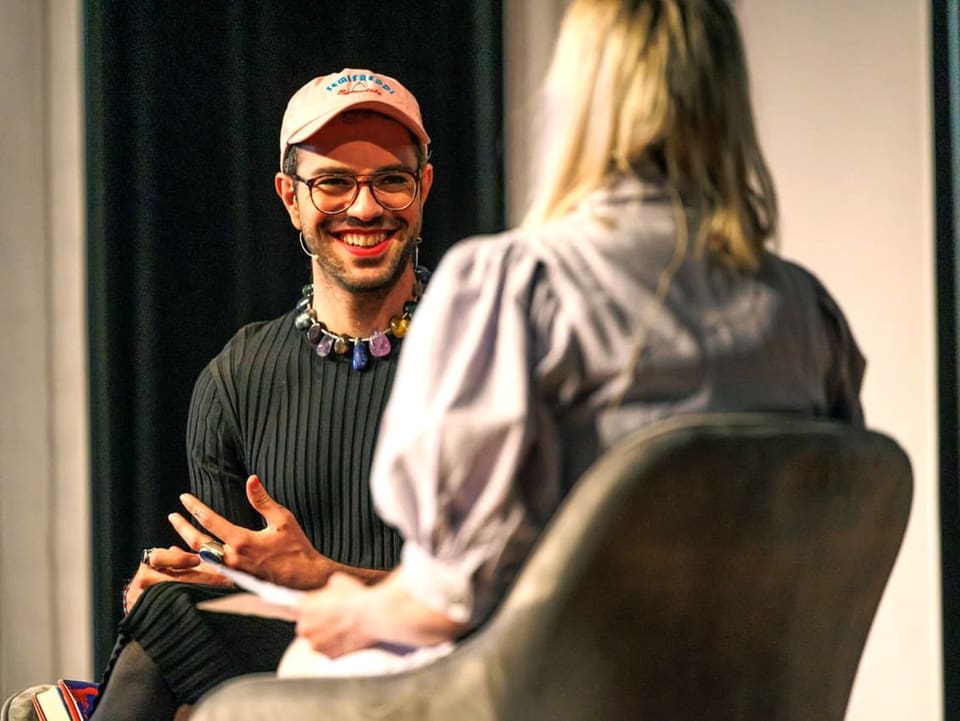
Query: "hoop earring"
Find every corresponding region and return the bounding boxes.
[299,232,317,260]
[412,236,431,291]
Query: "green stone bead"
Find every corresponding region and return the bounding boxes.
[294,310,316,331]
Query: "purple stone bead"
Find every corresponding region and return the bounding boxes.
[368,331,391,357]
[316,335,334,357]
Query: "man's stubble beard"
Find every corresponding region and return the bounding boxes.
[305,220,420,297]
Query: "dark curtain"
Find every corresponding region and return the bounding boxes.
[85,0,504,671]
[934,2,960,718]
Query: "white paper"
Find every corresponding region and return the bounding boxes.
[205,561,305,607]
[197,592,299,622]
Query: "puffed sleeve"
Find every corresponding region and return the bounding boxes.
[371,234,554,627]
[810,278,866,427]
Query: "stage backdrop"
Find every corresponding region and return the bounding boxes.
[85,0,504,670]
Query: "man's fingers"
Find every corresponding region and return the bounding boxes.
[139,564,233,589]
[245,475,283,519]
[172,568,234,588]
[178,493,238,543]
[147,546,201,570]
[168,511,211,550]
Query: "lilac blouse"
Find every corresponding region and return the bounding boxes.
[370,174,865,628]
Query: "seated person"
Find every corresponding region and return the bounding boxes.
[87,68,435,721]
[180,0,866,680]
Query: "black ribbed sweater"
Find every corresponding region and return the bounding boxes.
[185,309,403,569]
[101,309,403,703]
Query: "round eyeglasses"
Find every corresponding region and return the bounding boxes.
[291,170,421,215]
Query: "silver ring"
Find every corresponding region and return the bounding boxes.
[141,548,155,567]
[199,540,225,564]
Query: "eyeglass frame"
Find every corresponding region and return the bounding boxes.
[288,167,424,215]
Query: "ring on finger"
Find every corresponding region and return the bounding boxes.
[141,547,157,567]
[199,540,226,564]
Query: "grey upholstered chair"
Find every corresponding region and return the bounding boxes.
[190,413,913,721]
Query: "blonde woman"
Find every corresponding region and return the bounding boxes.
[248,0,865,675]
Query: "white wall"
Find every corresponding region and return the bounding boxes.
[505,1,941,720]
[738,2,941,720]
[0,0,91,698]
[503,1,569,225]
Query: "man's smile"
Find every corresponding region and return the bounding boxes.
[336,230,391,248]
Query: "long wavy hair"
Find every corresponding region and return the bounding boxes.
[523,0,777,271]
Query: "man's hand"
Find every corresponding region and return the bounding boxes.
[170,475,370,589]
[125,546,233,610]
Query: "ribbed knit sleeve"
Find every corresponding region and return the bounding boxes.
[187,363,260,531]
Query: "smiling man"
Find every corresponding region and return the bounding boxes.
[278,70,433,369]
[86,69,434,721]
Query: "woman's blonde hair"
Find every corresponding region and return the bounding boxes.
[523,0,777,270]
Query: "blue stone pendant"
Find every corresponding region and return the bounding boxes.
[352,341,369,371]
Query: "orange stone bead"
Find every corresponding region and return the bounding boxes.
[389,315,410,338]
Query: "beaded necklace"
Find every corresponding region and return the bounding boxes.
[293,265,429,371]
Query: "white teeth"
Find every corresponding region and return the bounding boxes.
[340,232,388,247]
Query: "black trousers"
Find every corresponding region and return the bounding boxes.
[98,583,294,705]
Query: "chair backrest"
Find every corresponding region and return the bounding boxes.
[488,414,913,721]
[191,414,913,721]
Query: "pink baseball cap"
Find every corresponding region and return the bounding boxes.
[279,68,430,169]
